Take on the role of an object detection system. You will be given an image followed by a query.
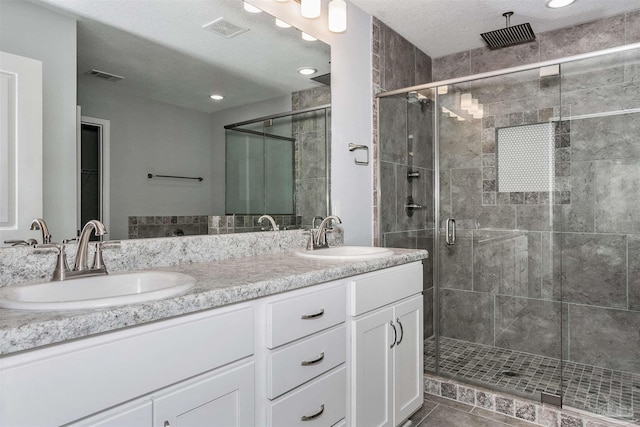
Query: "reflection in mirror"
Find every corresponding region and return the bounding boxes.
[2,0,330,243]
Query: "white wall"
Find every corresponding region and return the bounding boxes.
[246,0,374,245]
[0,0,77,241]
[79,82,212,240]
[209,95,291,214]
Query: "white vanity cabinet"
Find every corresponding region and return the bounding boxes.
[348,262,424,427]
[256,281,347,427]
[0,303,255,427]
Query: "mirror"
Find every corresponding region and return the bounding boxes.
[3,0,330,243]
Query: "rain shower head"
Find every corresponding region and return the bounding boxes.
[481,12,536,50]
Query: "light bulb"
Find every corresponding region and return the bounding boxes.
[298,67,317,75]
[545,0,576,8]
[275,18,291,28]
[210,94,224,101]
[328,0,347,33]
[243,2,262,13]
[301,0,321,19]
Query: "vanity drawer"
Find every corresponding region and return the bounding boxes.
[267,366,346,427]
[267,283,345,348]
[349,262,423,316]
[267,325,346,399]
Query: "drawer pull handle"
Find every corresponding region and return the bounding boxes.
[396,317,404,345]
[301,308,325,320]
[301,404,325,421]
[301,352,325,366]
[390,321,398,349]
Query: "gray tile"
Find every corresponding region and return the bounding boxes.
[594,159,640,234]
[424,393,473,413]
[539,15,626,61]
[561,81,640,117]
[572,114,640,161]
[569,304,640,373]
[473,230,528,296]
[408,399,438,425]
[433,51,471,81]
[471,406,539,427]
[383,231,416,249]
[457,385,476,405]
[559,52,626,93]
[625,9,640,43]
[561,161,595,233]
[379,161,397,233]
[471,42,539,74]
[495,396,515,416]
[474,70,541,106]
[537,406,559,427]
[382,22,415,91]
[441,382,457,400]
[495,296,562,359]
[379,96,407,164]
[415,47,432,85]
[439,115,482,169]
[439,229,473,291]
[629,235,640,311]
[515,401,536,422]
[476,391,495,410]
[560,414,584,427]
[421,404,515,427]
[561,233,627,308]
[516,205,561,232]
[440,289,494,345]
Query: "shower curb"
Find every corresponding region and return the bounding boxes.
[423,373,638,426]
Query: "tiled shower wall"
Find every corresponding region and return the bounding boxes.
[292,86,331,227]
[372,17,435,338]
[432,9,640,375]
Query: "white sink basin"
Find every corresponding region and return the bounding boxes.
[294,246,394,261]
[0,271,195,311]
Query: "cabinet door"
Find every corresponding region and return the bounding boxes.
[153,361,254,427]
[393,295,424,426]
[351,306,394,427]
[67,400,152,427]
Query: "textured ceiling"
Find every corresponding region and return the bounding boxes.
[350,0,640,58]
[33,0,331,113]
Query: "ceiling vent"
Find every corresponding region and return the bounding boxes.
[85,69,124,82]
[203,18,249,38]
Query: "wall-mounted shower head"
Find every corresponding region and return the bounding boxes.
[481,12,536,50]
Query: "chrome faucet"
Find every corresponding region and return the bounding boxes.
[313,215,342,249]
[75,220,108,271]
[258,215,279,231]
[30,218,52,244]
[50,220,109,281]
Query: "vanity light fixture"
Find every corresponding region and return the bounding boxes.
[545,0,576,8]
[328,0,347,33]
[300,0,321,18]
[275,18,292,28]
[271,0,347,33]
[298,67,317,75]
[302,32,317,41]
[210,94,224,100]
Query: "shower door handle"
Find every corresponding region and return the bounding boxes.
[445,218,456,246]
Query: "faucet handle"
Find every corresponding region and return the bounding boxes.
[50,243,70,281]
[92,242,107,271]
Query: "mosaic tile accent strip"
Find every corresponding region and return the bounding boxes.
[425,337,640,424]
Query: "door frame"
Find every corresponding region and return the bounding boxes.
[76,107,110,236]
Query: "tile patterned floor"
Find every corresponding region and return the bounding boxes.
[410,394,540,427]
[425,337,640,424]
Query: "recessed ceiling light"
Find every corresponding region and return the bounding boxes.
[210,94,224,100]
[545,0,576,8]
[298,67,317,75]
[243,2,262,13]
[302,32,317,41]
[275,18,291,28]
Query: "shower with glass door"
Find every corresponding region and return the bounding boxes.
[377,45,640,423]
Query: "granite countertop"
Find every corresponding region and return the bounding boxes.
[0,248,427,357]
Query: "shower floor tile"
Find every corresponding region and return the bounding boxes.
[425,337,640,424]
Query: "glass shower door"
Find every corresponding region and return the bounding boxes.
[558,49,640,423]
[434,67,564,402]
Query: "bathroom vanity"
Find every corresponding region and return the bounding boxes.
[0,235,426,427]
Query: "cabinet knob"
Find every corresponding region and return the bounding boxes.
[301,308,325,320]
[301,352,325,366]
[301,403,325,421]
